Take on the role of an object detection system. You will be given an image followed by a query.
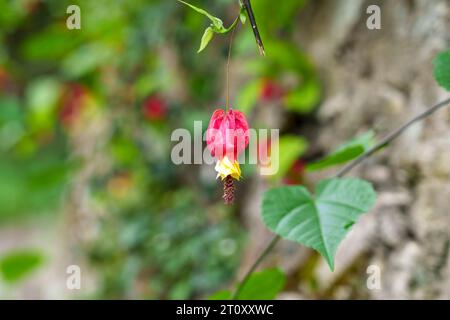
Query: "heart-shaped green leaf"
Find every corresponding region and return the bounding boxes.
[262,178,376,270]
[433,51,450,92]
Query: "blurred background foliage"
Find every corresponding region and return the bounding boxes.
[0,0,321,298]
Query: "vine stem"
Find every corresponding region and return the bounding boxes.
[226,23,238,111]
[231,96,450,299]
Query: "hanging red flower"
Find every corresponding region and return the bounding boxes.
[206,108,249,204]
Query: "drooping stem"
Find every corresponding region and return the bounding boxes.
[226,23,238,111]
[231,96,450,299]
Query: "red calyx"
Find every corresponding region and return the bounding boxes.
[206,108,249,161]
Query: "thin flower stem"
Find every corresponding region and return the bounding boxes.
[231,96,450,299]
[226,23,238,111]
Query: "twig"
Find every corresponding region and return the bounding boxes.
[335,97,450,177]
[242,0,265,56]
[231,96,450,299]
[232,234,280,299]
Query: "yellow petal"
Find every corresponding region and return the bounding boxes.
[215,156,242,181]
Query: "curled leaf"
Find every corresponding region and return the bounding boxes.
[198,27,214,53]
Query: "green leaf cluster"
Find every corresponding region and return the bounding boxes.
[177,0,245,53]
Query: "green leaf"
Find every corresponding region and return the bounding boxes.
[176,0,223,30]
[207,268,286,300]
[177,0,238,39]
[284,79,321,113]
[198,27,214,53]
[271,135,308,181]
[237,268,286,300]
[26,78,61,113]
[21,26,80,60]
[208,290,231,300]
[25,77,62,131]
[433,51,450,92]
[307,131,376,172]
[262,178,376,270]
[0,153,72,219]
[265,41,316,75]
[61,43,115,78]
[0,249,45,283]
[236,79,263,114]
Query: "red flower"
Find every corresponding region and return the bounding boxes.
[206,108,250,205]
[142,95,167,121]
[206,108,249,162]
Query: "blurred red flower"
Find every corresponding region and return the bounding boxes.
[282,159,306,185]
[142,95,167,121]
[260,78,284,101]
[59,83,88,128]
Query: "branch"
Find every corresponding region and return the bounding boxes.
[242,0,265,56]
[335,97,450,177]
[231,96,450,299]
